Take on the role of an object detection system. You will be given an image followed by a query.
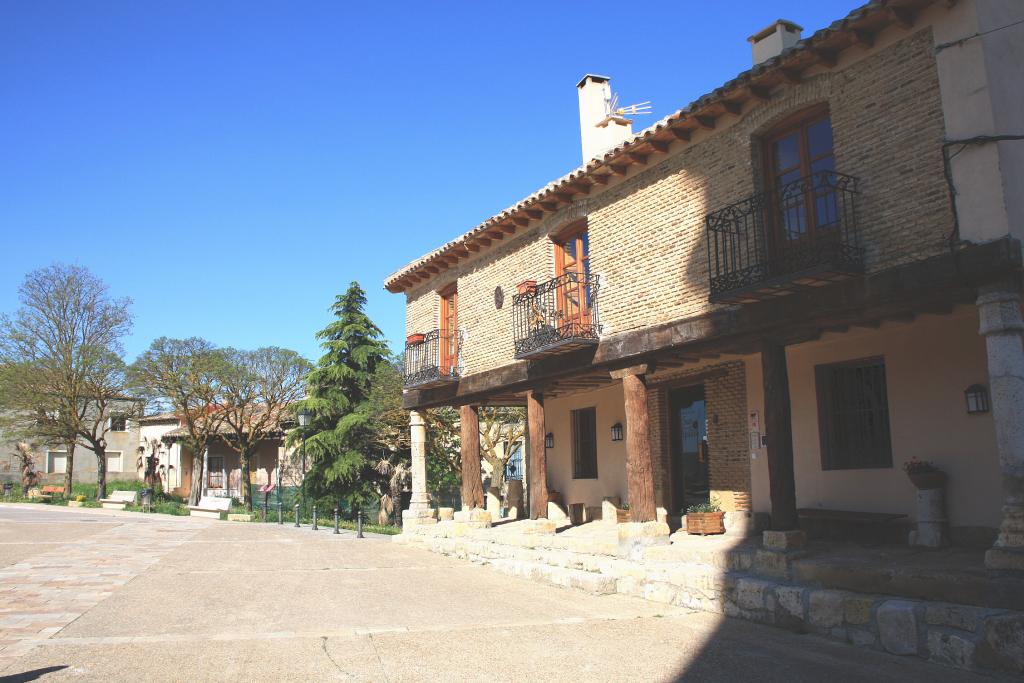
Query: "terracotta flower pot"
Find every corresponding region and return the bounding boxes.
[406,333,426,345]
[686,511,726,536]
[517,280,537,296]
[907,469,946,490]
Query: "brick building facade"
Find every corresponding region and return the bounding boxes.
[388,0,1024,570]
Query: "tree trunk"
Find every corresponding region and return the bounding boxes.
[95,446,107,501]
[240,449,252,511]
[390,477,402,526]
[63,441,75,497]
[189,449,204,505]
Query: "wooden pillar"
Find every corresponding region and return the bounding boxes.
[527,390,549,519]
[616,366,656,523]
[762,340,798,530]
[459,405,485,510]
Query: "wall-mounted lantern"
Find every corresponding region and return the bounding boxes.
[544,432,554,449]
[611,422,624,441]
[965,384,990,414]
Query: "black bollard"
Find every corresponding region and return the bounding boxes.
[356,510,364,539]
[277,502,283,524]
[333,507,340,534]
[312,504,318,531]
[294,503,300,527]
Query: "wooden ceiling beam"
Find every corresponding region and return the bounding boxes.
[780,68,802,85]
[669,127,691,141]
[628,152,648,165]
[852,29,875,48]
[512,216,530,227]
[609,164,629,176]
[590,173,610,185]
[748,85,772,102]
[814,48,838,68]
[888,7,916,29]
[721,100,742,116]
[525,208,543,219]
[649,140,670,153]
[695,115,716,130]
[540,200,559,211]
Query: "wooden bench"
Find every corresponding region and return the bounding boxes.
[798,508,908,544]
[188,496,232,520]
[41,485,64,497]
[99,490,137,510]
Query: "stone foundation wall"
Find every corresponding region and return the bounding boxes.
[397,526,1024,676]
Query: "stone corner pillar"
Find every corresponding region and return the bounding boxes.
[405,410,436,524]
[611,364,656,523]
[978,287,1024,570]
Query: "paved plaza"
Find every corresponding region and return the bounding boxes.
[0,504,1006,682]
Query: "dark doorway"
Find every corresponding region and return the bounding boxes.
[669,385,710,515]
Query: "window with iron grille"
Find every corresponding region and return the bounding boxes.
[815,357,893,470]
[571,407,598,479]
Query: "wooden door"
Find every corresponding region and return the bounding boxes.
[555,227,591,336]
[766,108,836,263]
[439,287,458,375]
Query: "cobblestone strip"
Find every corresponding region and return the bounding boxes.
[0,517,209,672]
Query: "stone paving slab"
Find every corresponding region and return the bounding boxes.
[0,505,212,672]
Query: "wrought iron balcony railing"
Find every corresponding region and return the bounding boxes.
[513,272,600,359]
[706,170,864,303]
[403,329,461,388]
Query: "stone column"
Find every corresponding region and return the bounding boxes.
[978,287,1024,570]
[403,409,437,525]
[527,390,549,520]
[762,340,799,532]
[459,405,485,510]
[612,365,656,523]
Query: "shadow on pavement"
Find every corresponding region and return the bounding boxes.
[0,665,69,682]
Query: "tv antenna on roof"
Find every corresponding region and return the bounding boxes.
[608,91,652,118]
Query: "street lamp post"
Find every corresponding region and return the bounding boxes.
[297,408,312,527]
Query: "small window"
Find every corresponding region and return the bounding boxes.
[207,456,225,488]
[109,415,127,432]
[47,451,67,474]
[571,407,598,479]
[816,357,893,470]
[105,451,122,473]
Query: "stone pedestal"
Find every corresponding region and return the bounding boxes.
[408,410,432,515]
[909,487,948,548]
[453,507,492,528]
[437,507,455,521]
[978,288,1024,570]
[617,521,671,558]
[402,508,438,527]
[763,529,806,550]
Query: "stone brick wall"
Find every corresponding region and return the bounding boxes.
[647,361,749,513]
[404,27,950,380]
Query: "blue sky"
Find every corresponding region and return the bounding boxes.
[0,0,856,362]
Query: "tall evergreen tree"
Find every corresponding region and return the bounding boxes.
[289,282,391,504]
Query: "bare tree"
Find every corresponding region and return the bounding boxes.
[136,436,164,490]
[12,442,41,496]
[129,337,226,505]
[218,347,310,511]
[478,406,526,501]
[0,264,132,496]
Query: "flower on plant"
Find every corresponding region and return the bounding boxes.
[686,498,723,514]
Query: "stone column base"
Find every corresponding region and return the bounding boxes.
[763,529,806,550]
[453,507,492,528]
[986,546,1024,571]
[402,508,438,527]
[617,521,671,558]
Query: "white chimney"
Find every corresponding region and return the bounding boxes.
[577,74,634,162]
[748,19,803,65]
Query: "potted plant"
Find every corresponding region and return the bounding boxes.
[406,332,426,345]
[685,499,725,536]
[517,280,537,296]
[904,458,946,490]
[68,494,86,508]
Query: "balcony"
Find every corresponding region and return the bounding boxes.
[706,171,864,304]
[403,329,461,389]
[513,273,600,360]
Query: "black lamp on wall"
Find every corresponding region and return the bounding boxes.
[544,432,554,449]
[610,422,624,441]
[965,384,990,414]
